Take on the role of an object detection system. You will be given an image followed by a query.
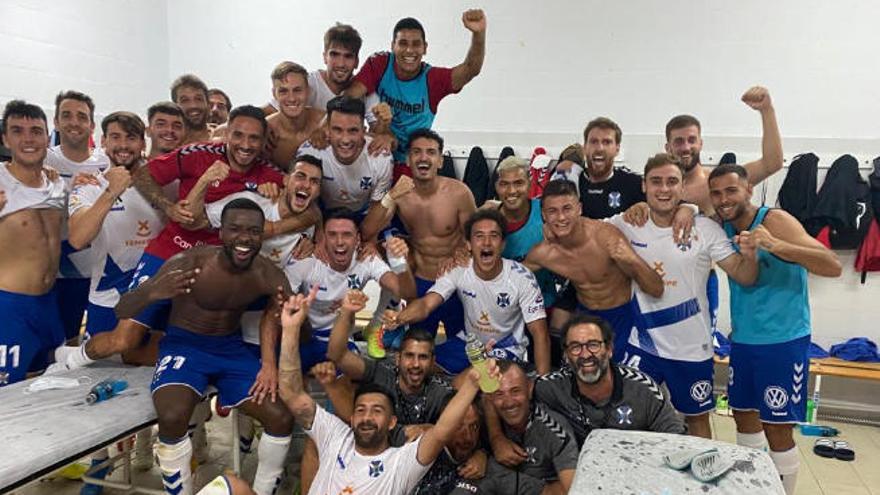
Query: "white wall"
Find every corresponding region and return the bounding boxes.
[0,0,170,128]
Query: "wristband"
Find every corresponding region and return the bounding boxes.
[381,193,396,210]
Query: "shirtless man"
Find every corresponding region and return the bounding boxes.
[115,198,294,495]
[170,74,212,144]
[524,179,663,362]
[665,86,782,214]
[0,100,66,385]
[262,62,324,171]
[374,128,476,340]
[146,101,186,158]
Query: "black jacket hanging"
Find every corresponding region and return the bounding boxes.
[462,146,491,207]
[777,152,819,227]
[807,154,873,249]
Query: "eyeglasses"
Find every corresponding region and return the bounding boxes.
[565,340,605,355]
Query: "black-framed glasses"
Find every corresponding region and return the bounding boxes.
[565,340,605,355]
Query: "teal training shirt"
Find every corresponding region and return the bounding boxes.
[723,206,811,344]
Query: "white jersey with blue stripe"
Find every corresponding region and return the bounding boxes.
[608,214,735,361]
[68,170,164,308]
[45,146,110,279]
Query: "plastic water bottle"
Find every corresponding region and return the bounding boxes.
[86,379,128,404]
[384,231,408,274]
[464,334,499,393]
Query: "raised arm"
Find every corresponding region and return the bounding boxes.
[266,203,321,239]
[251,264,294,404]
[604,224,664,298]
[416,369,482,465]
[360,176,415,241]
[741,87,783,185]
[526,319,551,375]
[326,290,369,380]
[68,167,131,249]
[278,286,320,429]
[755,209,842,277]
[451,9,487,91]
[377,236,418,300]
[182,160,230,231]
[114,253,198,320]
[386,293,445,329]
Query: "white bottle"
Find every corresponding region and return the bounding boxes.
[384,231,408,274]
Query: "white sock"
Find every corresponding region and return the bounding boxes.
[770,446,799,495]
[252,433,291,495]
[736,431,768,451]
[54,344,95,371]
[157,437,193,495]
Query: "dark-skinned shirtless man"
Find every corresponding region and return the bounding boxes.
[115,198,293,495]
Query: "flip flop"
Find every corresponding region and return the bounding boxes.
[833,440,855,461]
[664,447,717,470]
[813,438,835,458]
[690,450,735,482]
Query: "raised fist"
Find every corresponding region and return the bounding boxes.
[741,86,772,112]
[462,9,487,34]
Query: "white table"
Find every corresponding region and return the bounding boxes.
[571,429,785,494]
[0,363,156,492]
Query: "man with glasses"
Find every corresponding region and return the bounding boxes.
[534,315,684,446]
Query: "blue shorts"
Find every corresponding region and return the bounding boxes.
[575,298,638,363]
[127,253,171,330]
[84,303,153,346]
[300,327,359,373]
[150,326,261,408]
[414,276,465,339]
[0,289,65,385]
[54,277,90,340]
[434,333,525,375]
[620,345,715,415]
[728,335,810,423]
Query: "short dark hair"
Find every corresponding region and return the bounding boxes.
[643,152,683,178]
[583,117,622,145]
[325,23,363,55]
[2,100,48,135]
[147,101,184,122]
[708,163,749,183]
[101,111,145,139]
[464,209,508,240]
[540,179,579,207]
[170,74,209,103]
[322,207,360,229]
[326,95,366,121]
[560,314,614,348]
[400,328,435,354]
[354,382,396,410]
[665,114,701,142]
[393,17,426,42]
[207,88,232,109]
[221,197,265,224]
[496,359,526,377]
[228,105,268,134]
[293,153,323,176]
[55,90,95,123]
[271,61,308,83]
[408,128,443,152]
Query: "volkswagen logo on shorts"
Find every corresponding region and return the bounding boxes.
[764,385,789,410]
[690,380,713,403]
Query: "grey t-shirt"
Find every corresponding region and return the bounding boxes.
[362,358,453,425]
[449,458,546,495]
[501,403,579,483]
[534,364,686,445]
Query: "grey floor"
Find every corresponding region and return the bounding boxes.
[9,411,880,495]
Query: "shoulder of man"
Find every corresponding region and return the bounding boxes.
[531,403,575,443]
[616,364,665,403]
[177,141,226,158]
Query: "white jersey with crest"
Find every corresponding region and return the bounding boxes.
[285,255,390,335]
[298,137,392,215]
[429,259,546,360]
[44,146,110,279]
[608,214,735,361]
[306,407,432,495]
[68,170,164,307]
